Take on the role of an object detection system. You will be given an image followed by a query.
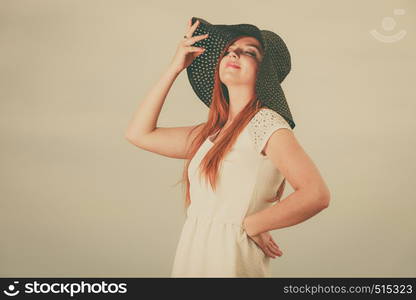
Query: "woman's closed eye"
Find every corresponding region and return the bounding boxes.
[225,50,256,57]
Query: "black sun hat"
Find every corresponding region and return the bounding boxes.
[186,16,295,129]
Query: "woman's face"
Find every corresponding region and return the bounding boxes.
[219,36,264,87]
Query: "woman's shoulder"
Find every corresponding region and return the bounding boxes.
[248,108,291,131]
[247,107,292,154]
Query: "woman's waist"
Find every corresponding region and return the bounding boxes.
[185,211,244,229]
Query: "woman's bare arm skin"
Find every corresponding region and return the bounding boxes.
[124,66,201,159]
[243,129,331,236]
[124,19,208,159]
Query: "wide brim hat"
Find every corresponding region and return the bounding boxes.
[186,16,295,129]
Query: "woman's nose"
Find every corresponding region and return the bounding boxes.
[229,51,238,58]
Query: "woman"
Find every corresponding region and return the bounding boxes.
[125,17,331,277]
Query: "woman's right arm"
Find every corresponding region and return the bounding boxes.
[124,18,208,159]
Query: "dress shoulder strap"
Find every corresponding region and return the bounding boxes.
[247,108,292,155]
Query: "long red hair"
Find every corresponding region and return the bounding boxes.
[175,36,268,213]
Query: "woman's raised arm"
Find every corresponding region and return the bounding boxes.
[124,18,208,159]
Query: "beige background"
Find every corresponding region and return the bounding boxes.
[1,0,415,277]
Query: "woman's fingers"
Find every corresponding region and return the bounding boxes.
[187,46,206,53]
[267,244,283,257]
[184,19,209,47]
[261,245,281,258]
[273,243,283,255]
[263,246,276,258]
[267,238,283,256]
[183,33,209,46]
[269,241,280,251]
[270,239,280,249]
[193,33,209,42]
[250,232,284,258]
[185,19,199,37]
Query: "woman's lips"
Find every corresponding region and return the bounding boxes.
[226,63,240,69]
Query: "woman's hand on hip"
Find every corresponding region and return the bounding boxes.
[248,231,283,259]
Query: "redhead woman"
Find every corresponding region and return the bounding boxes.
[125,17,330,278]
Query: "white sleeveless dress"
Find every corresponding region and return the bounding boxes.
[171,108,292,277]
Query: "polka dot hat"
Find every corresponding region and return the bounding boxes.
[186,17,296,129]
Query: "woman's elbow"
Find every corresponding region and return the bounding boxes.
[318,186,331,209]
[307,183,330,209]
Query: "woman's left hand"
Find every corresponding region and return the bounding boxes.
[247,231,283,259]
